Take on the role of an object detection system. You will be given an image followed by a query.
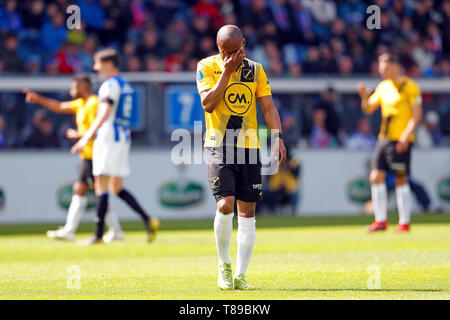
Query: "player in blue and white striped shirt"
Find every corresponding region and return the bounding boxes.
[72,48,160,245]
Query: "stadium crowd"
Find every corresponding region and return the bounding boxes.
[0,0,449,149]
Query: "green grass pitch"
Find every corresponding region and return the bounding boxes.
[0,214,449,300]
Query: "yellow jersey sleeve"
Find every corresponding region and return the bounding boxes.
[405,80,422,106]
[68,98,84,113]
[196,60,216,93]
[368,83,382,106]
[255,65,272,98]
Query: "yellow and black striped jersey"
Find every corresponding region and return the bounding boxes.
[196,55,272,149]
[369,76,421,142]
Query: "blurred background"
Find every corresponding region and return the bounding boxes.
[0,0,449,223]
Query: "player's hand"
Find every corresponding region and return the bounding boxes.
[357,83,370,98]
[66,128,80,140]
[71,136,88,154]
[274,137,287,166]
[23,88,39,103]
[396,137,409,153]
[223,47,244,73]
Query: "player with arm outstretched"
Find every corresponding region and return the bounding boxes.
[23,74,123,242]
[197,25,286,290]
[358,53,422,233]
[72,48,160,245]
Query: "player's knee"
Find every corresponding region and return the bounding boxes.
[108,178,123,195]
[217,198,234,214]
[73,182,88,196]
[237,202,256,218]
[109,183,123,195]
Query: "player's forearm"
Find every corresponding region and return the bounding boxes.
[263,106,282,134]
[400,105,422,141]
[34,95,64,113]
[201,70,233,113]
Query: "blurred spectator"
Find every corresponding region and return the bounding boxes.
[309,109,336,148]
[144,55,163,72]
[0,0,22,32]
[302,0,336,25]
[40,10,67,56]
[165,53,185,73]
[99,0,133,47]
[125,55,142,72]
[337,55,354,75]
[136,29,163,60]
[345,118,376,150]
[1,32,23,72]
[77,0,106,32]
[164,16,189,55]
[260,148,300,215]
[317,87,340,140]
[193,0,223,31]
[22,0,45,31]
[147,0,177,30]
[240,0,274,34]
[78,35,98,72]
[279,108,298,148]
[303,46,321,74]
[22,110,59,148]
[55,42,79,74]
[416,110,443,147]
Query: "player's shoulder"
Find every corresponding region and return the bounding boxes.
[86,94,99,105]
[102,76,120,87]
[403,76,419,88]
[198,54,219,67]
[243,57,261,68]
[100,76,121,92]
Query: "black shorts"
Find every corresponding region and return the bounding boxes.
[372,139,412,176]
[207,147,263,202]
[78,159,94,187]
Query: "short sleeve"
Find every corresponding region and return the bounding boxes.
[67,98,84,113]
[255,65,272,98]
[368,83,382,106]
[98,78,121,105]
[406,80,422,105]
[196,60,215,93]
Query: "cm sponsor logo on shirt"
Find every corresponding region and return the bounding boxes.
[224,83,253,115]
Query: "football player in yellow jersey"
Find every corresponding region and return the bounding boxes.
[197,25,286,290]
[358,54,423,233]
[23,74,123,242]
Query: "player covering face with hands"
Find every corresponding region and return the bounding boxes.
[197,25,286,290]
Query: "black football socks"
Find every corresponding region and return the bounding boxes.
[117,189,150,225]
[95,193,109,240]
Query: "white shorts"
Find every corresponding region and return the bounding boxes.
[92,140,131,177]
